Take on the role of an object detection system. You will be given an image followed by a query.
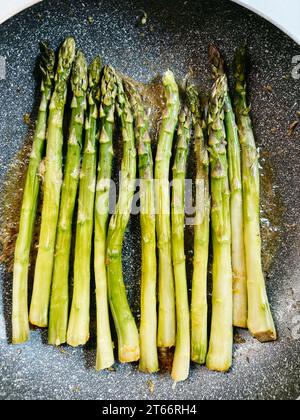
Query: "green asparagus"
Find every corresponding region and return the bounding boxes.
[234,47,277,342]
[171,105,191,382]
[48,51,88,345]
[94,66,117,370]
[187,85,210,365]
[209,45,247,328]
[125,80,158,373]
[155,70,180,348]
[30,38,76,327]
[67,56,101,347]
[106,75,139,363]
[206,70,233,372]
[12,43,55,343]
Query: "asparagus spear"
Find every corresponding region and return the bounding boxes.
[209,45,247,328]
[233,48,277,342]
[94,66,117,370]
[67,57,101,347]
[187,85,210,365]
[48,51,88,346]
[171,105,191,382]
[155,70,180,348]
[125,80,158,373]
[29,38,76,327]
[206,71,233,372]
[12,43,55,343]
[106,75,139,363]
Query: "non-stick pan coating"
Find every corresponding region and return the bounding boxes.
[0,0,300,400]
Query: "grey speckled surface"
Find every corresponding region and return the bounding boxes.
[0,0,300,401]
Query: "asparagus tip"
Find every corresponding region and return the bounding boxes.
[60,37,76,61]
[186,83,199,113]
[163,69,176,86]
[208,44,224,78]
[71,50,88,96]
[89,55,102,87]
[233,46,247,81]
[39,42,55,86]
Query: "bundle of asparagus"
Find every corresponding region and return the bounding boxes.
[10,37,277,382]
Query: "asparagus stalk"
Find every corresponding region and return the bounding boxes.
[125,80,158,373]
[171,105,191,382]
[12,43,55,343]
[187,85,210,365]
[225,93,247,328]
[29,38,76,327]
[94,66,117,370]
[155,70,180,348]
[209,45,247,328]
[106,75,139,363]
[206,71,233,372]
[48,51,88,345]
[233,48,277,342]
[67,57,101,347]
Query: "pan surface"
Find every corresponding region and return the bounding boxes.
[0,0,300,400]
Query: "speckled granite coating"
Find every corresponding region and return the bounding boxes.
[0,0,300,401]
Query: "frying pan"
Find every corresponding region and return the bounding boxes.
[0,0,300,401]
